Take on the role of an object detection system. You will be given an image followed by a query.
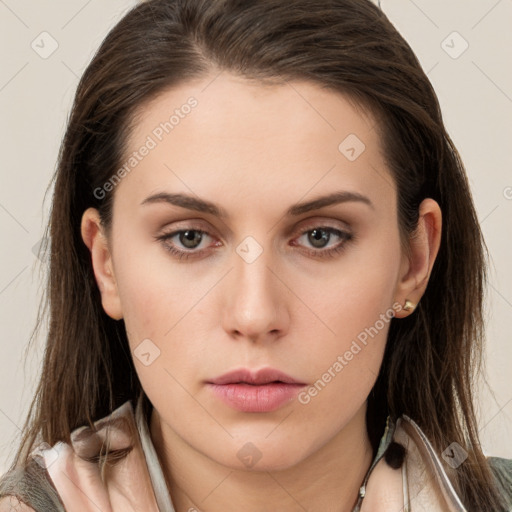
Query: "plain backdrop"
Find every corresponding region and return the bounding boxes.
[0,0,511,473]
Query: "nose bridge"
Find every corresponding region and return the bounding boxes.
[223,235,288,341]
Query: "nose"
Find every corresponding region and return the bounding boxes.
[221,243,290,344]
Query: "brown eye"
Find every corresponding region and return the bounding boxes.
[292,226,354,259]
[155,227,218,261]
[179,230,204,249]
[307,228,331,248]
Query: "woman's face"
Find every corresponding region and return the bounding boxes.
[83,73,429,471]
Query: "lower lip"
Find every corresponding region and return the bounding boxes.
[207,382,306,412]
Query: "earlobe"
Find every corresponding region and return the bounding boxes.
[394,198,442,319]
[80,207,123,320]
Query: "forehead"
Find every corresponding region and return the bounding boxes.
[117,72,395,216]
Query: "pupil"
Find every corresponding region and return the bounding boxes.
[180,230,202,249]
[308,229,329,248]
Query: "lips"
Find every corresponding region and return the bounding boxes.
[206,368,306,412]
[207,368,306,386]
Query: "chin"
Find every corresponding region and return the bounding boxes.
[212,437,317,473]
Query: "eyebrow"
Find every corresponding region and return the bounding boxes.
[140,190,374,218]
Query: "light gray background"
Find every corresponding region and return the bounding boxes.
[0,0,511,473]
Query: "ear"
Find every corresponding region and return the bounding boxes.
[394,198,442,319]
[80,207,123,320]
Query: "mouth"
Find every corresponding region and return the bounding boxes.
[206,367,307,412]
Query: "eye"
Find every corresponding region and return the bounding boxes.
[155,228,218,260]
[292,226,353,258]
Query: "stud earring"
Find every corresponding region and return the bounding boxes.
[403,299,416,312]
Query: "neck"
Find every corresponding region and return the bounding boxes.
[150,404,374,512]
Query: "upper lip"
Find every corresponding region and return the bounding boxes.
[207,368,306,385]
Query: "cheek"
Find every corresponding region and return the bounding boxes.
[112,229,207,339]
[113,260,205,425]
[111,238,220,396]
[291,229,401,407]
[301,228,399,343]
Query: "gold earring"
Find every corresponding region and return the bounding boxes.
[403,299,416,312]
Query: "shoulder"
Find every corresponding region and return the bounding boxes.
[0,399,141,512]
[0,458,65,512]
[487,455,512,504]
[488,454,512,474]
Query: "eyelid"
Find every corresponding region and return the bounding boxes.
[156,219,221,241]
[157,214,350,236]
[292,217,352,236]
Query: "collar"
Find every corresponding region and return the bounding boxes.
[32,393,468,511]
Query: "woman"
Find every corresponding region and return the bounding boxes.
[1,0,511,510]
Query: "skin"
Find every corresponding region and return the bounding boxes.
[81,72,442,512]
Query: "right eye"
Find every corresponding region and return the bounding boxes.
[155,228,220,260]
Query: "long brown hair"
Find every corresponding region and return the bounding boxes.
[2,0,506,509]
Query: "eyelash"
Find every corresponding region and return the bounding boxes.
[155,225,354,261]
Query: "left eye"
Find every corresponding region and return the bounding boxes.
[295,227,351,250]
